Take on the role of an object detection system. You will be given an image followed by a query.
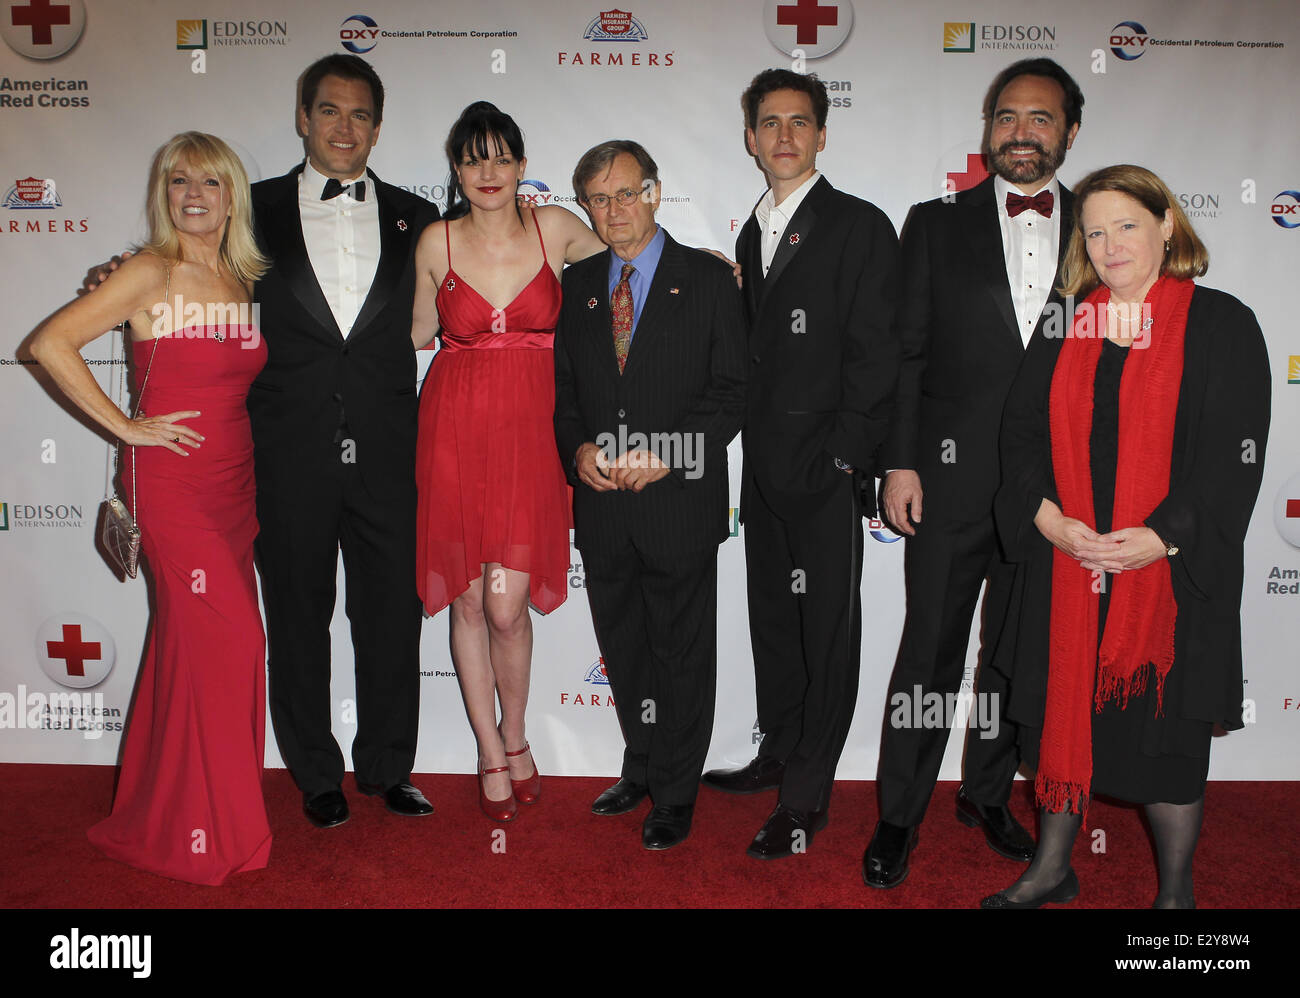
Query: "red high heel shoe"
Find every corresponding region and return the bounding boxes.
[506,742,542,805]
[479,762,517,822]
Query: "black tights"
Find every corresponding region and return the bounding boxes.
[997,797,1204,908]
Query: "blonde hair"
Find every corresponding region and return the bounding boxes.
[140,131,268,287]
[1060,164,1209,298]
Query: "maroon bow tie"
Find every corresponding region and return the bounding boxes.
[1005,190,1053,218]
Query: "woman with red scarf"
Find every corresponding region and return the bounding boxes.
[984,165,1270,908]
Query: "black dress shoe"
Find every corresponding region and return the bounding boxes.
[358,781,434,817]
[955,785,1034,861]
[642,804,694,850]
[701,755,784,795]
[980,868,1079,908]
[591,778,649,816]
[862,820,919,888]
[304,789,349,828]
[746,804,828,859]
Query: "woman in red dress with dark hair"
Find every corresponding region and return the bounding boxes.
[411,103,605,821]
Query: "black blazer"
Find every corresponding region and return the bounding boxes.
[879,176,1074,523]
[247,165,440,489]
[736,176,900,519]
[554,230,747,556]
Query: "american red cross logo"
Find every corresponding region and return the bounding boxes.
[1287,499,1300,518]
[776,0,838,46]
[46,623,101,678]
[947,152,991,194]
[10,0,71,46]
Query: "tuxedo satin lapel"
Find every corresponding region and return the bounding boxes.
[960,182,1019,341]
[261,181,342,340]
[349,171,413,341]
[623,239,687,377]
[760,186,820,305]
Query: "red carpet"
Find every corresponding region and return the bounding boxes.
[1,764,1296,909]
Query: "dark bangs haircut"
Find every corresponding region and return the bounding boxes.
[740,69,830,130]
[299,54,385,123]
[443,101,526,221]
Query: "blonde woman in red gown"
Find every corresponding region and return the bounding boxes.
[411,103,605,821]
[32,132,270,884]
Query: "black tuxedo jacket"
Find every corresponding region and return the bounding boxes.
[554,230,746,556]
[879,175,1073,523]
[247,165,440,489]
[736,176,900,519]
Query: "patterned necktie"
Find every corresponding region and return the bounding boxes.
[1005,189,1053,218]
[611,262,634,373]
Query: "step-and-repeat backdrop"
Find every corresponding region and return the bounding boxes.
[2,0,1297,783]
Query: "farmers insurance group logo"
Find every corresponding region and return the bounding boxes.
[0,0,85,59]
[2,176,88,232]
[583,9,647,41]
[764,0,853,59]
[1271,191,1300,229]
[560,9,671,66]
[2,176,60,207]
[559,658,615,706]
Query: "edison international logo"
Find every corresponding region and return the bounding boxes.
[0,501,8,530]
[176,19,206,49]
[0,0,85,59]
[943,22,974,53]
[1272,191,1300,229]
[1288,356,1300,385]
[764,0,853,59]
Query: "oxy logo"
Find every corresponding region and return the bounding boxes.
[1275,471,1300,549]
[36,613,115,689]
[764,0,853,59]
[340,13,379,54]
[1270,191,1300,229]
[517,179,554,206]
[867,517,902,543]
[1109,20,1149,60]
[1,0,85,59]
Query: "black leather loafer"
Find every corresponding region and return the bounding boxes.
[701,755,784,795]
[358,781,434,817]
[980,868,1079,909]
[591,778,649,816]
[746,804,828,859]
[642,804,694,850]
[862,820,919,888]
[955,785,1034,862]
[304,789,349,828]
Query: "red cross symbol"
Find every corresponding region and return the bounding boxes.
[11,0,71,46]
[777,0,838,45]
[1287,499,1300,518]
[789,232,800,245]
[46,623,101,678]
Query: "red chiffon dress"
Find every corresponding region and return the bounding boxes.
[415,212,571,615]
[87,323,271,885]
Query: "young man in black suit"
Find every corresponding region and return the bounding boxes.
[554,141,746,851]
[864,59,1083,887]
[702,70,900,859]
[249,55,440,828]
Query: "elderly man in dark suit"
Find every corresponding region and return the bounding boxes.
[249,55,439,828]
[863,58,1084,887]
[702,69,900,860]
[554,140,746,851]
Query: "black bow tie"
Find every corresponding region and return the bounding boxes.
[321,178,366,202]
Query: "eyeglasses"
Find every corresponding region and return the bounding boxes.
[584,188,642,211]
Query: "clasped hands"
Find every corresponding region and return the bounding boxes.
[1033,498,1167,573]
[575,442,670,493]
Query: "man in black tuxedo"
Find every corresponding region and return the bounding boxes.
[864,58,1084,886]
[554,140,746,851]
[249,55,439,827]
[702,70,900,859]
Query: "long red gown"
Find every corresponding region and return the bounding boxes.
[415,213,571,615]
[87,323,271,885]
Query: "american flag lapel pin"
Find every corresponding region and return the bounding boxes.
[669,288,680,294]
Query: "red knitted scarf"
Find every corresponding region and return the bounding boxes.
[1039,275,1193,817]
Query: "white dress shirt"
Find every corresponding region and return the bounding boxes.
[753,170,821,275]
[298,159,380,336]
[993,174,1061,347]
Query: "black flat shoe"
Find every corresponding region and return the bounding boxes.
[746,804,827,859]
[956,785,1034,862]
[862,821,919,889]
[358,781,434,816]
[304,789,349,828]
[642,804,694,850]
[980,868,1080,909]
[701,756,784,795]
[591,778,649,816]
